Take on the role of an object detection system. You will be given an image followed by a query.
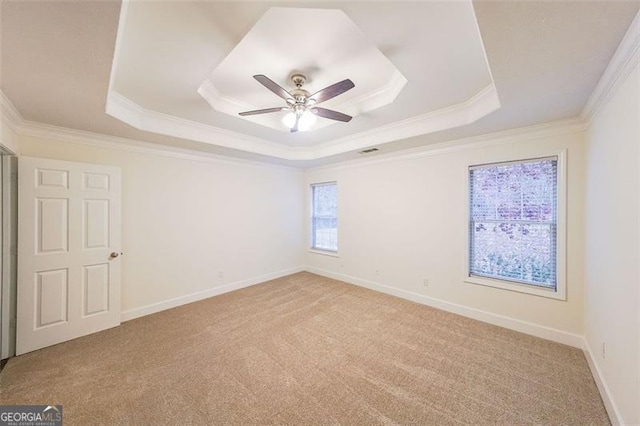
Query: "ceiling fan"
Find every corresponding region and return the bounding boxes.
[239,74,355,132]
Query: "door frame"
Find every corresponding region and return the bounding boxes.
[1,151,17,360]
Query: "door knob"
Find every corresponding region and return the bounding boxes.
[110,252,120,258]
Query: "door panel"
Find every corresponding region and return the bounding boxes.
[37,168,68,189]
[36,268,68,327]
[83,173,109,190]
[83,263,109,316]
[18,157,121,355]
[84,199,109,249]
[37,198,69,254]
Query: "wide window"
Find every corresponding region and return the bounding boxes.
[469,157,561,294]
[311,182,338,252]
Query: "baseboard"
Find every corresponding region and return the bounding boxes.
[305,266,584,348]
[582,338,623,425]
[120,266,305,322]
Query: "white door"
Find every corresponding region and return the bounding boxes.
[17,157,121,355]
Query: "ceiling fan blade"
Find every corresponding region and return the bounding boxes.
[310,79,355,104]
[253,75,292,101]
[238,107,287,116]
[290,115,300,133]
[311,107,352,122]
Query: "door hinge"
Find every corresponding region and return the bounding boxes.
[10,246,17,256]
[9,318,16,329]
[10,172,17,183]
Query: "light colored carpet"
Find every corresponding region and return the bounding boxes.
[0,272,608,425]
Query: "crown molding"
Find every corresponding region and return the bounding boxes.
[581,10,640,123]
[2,85,587,172]
[309,84,501,158]
[105,91,293,159]
[0,91,23,133]
[2,86,585,171]
[15,118,302,172]
[3,87,295,170]
[197,69,407,134]
[0,91,22,154]
[337,69,407,114]
[197,79,252,113]
[106,83,500,161]
[307,117,587,173]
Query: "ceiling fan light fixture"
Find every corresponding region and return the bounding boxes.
[298,111,316,131]
[282,111,297,129]
[282,110,316,131]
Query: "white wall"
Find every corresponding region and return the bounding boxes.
[305,130,586,339]
[18,134,305,317]
[585,60,639,425]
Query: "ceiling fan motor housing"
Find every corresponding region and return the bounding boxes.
[290,74,311,111]
[291,73,307,87]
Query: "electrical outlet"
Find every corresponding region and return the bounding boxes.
[601,342,606,359]
[423,277,429,287]
[375,269,380,276]
[218,271,224,278]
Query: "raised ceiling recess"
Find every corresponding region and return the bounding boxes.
[198,8,406,133]
[105,2,499,160]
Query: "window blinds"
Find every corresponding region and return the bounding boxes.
[469,158,558,289]
[311,182,338,252]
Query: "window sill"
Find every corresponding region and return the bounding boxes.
[309,249,340,258]
[464,275,566,300]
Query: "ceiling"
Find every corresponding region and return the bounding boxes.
[196,7,409,133]
[1,1,639,167]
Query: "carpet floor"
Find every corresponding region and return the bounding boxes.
[0,272,608,425]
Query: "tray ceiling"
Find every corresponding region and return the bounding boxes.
[2,1,639,166]
[106,1,497,159]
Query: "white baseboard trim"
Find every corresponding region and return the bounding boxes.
[582,338,623,425]
[120,266,305,322]
[305,266,584,348]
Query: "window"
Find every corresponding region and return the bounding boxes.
[311,182,338,252]
[468,156,565,298]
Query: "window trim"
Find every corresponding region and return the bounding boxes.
[464,150,567,301]
[310,181,339,254]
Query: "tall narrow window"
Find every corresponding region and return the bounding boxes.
[469,157,558,290]
[311,182,338,252]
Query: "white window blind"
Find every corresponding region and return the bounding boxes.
[469,158,558,289]
[311,182,338,252]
